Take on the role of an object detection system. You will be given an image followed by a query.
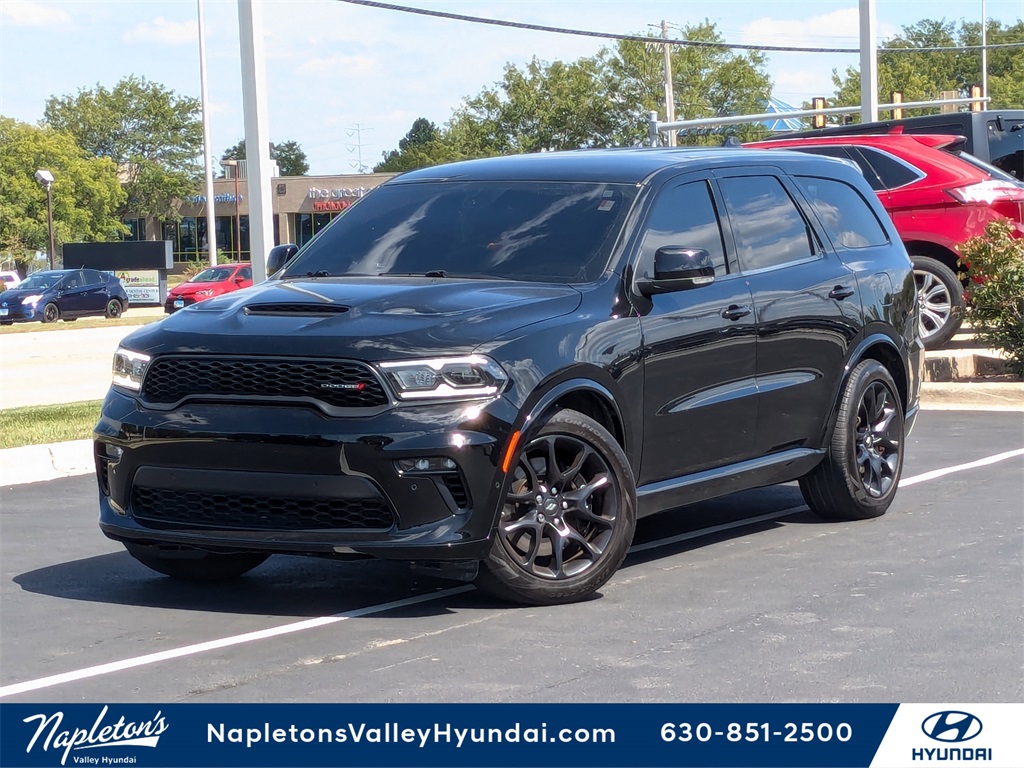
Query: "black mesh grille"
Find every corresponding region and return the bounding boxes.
[131,486,395,531]
[95,454,111,496]
[243,303,350,316]
[141,357,388,408]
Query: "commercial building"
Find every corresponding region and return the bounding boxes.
[123,169,396,264]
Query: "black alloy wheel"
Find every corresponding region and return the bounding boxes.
[106,299,123,319]
[41,302,59,323]
[477,410,636,605]
[853,381,901,498]
[800,359,905,520]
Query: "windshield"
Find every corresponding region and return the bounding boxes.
[17,273,63,291]
[282,180,638,283]
[190,267,234,283]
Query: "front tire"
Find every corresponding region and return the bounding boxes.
[800,360,905,521]
[912,256,963,348]
[476,409,636,605]
[123,542,269,580]
[41,302,59,323]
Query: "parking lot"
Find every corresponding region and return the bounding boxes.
[2,409,1021,704]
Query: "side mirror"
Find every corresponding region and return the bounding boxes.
[266,243,299,276]
[636,247,716,296]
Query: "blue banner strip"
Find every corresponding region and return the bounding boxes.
[0,703,899,767]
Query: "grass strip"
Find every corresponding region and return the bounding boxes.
[0,400,104,449]
[0,315,159,335]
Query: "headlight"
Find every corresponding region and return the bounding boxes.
[111,347,152,391]
[379,355,507,400]
[21,294,42,306]
[195,289,215,297]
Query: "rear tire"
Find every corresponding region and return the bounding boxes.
[800,360,905,521]
[476,409,636,605]
[105,299,123,319]
[912,256,963,349]
[123,542,269,580]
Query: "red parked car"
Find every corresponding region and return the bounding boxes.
[164,262,253,314]
[748,132,1024,347]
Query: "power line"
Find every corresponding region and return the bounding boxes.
[334,0,1024,54]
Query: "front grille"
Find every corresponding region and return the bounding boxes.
[141,356,389,408]
[244,303,350,316]
[131,486,395,531]
[95,453,112,496]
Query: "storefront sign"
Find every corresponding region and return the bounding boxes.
[311,200,353,212]
[116,269,162,304]
[307,187,367,200]
[189,193,243,204]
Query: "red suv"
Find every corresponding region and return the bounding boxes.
[748,133,1024,347]
[165,262,253,314]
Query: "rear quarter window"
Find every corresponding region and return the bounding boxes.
[794,176,889,249]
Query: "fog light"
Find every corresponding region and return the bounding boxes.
[396,457,458,474]
[101,443,123,460]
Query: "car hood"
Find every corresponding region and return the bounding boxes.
[122,277,583,360]
[0,288,51,303]
[168,281,229,296]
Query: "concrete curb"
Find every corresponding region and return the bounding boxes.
[1,383,1020,488]
[1,439,93,487]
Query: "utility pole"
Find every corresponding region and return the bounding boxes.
[197,0,218,268]
[859,0,879,123]
[661,20,676,147]
[981,0,988,100]
[346,124,370,173]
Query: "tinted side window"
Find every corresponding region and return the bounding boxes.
[239,267,253,280]
[855,147,922,189]
[791,145,883,190]
[795,177,889,249]
[718,176,816,272]
[83,269,103,285]
[640,180,727,276]
[988,118,1023,179]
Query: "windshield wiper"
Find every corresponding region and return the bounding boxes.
[378,270,449,278]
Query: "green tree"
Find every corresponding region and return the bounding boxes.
[43,76,202,222]
[601,21,773,145]
[375,118,445,172]
[374,20,773,165]
[0,117,125,273]
[221,139,310,176]
[830,18,1024,115]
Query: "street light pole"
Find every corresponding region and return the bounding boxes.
[34,169,56,269]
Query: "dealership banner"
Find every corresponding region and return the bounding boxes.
[0,703,1020,767]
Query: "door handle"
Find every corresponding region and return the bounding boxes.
[829,285,856,300]
[721,304,752,321]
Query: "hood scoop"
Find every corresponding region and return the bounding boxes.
[243,303,350,317]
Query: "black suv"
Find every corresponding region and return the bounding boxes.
[95,148,923,605]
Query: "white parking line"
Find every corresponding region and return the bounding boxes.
[2,447,1021,699]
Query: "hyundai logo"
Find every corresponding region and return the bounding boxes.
[921,711,983,743]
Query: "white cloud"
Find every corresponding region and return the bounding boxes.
[297,55,378,75]
[122,16,198,46]
[0,0,70,27]
[739,7,897,49]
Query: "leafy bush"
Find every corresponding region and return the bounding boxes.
[181,251,233,280]
[958,219,1024,376]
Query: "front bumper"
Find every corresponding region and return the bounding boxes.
[0,303,41,322]
[95,388,519,561]
[164,296,199,314]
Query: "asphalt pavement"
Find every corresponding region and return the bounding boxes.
[1,410,1021,704]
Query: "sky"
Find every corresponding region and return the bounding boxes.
[0,0,1020,176]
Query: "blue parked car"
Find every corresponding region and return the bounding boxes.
[0,269,129,325]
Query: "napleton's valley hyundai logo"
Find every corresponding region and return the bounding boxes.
[921,711,983,742]
[23,705,168,765]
